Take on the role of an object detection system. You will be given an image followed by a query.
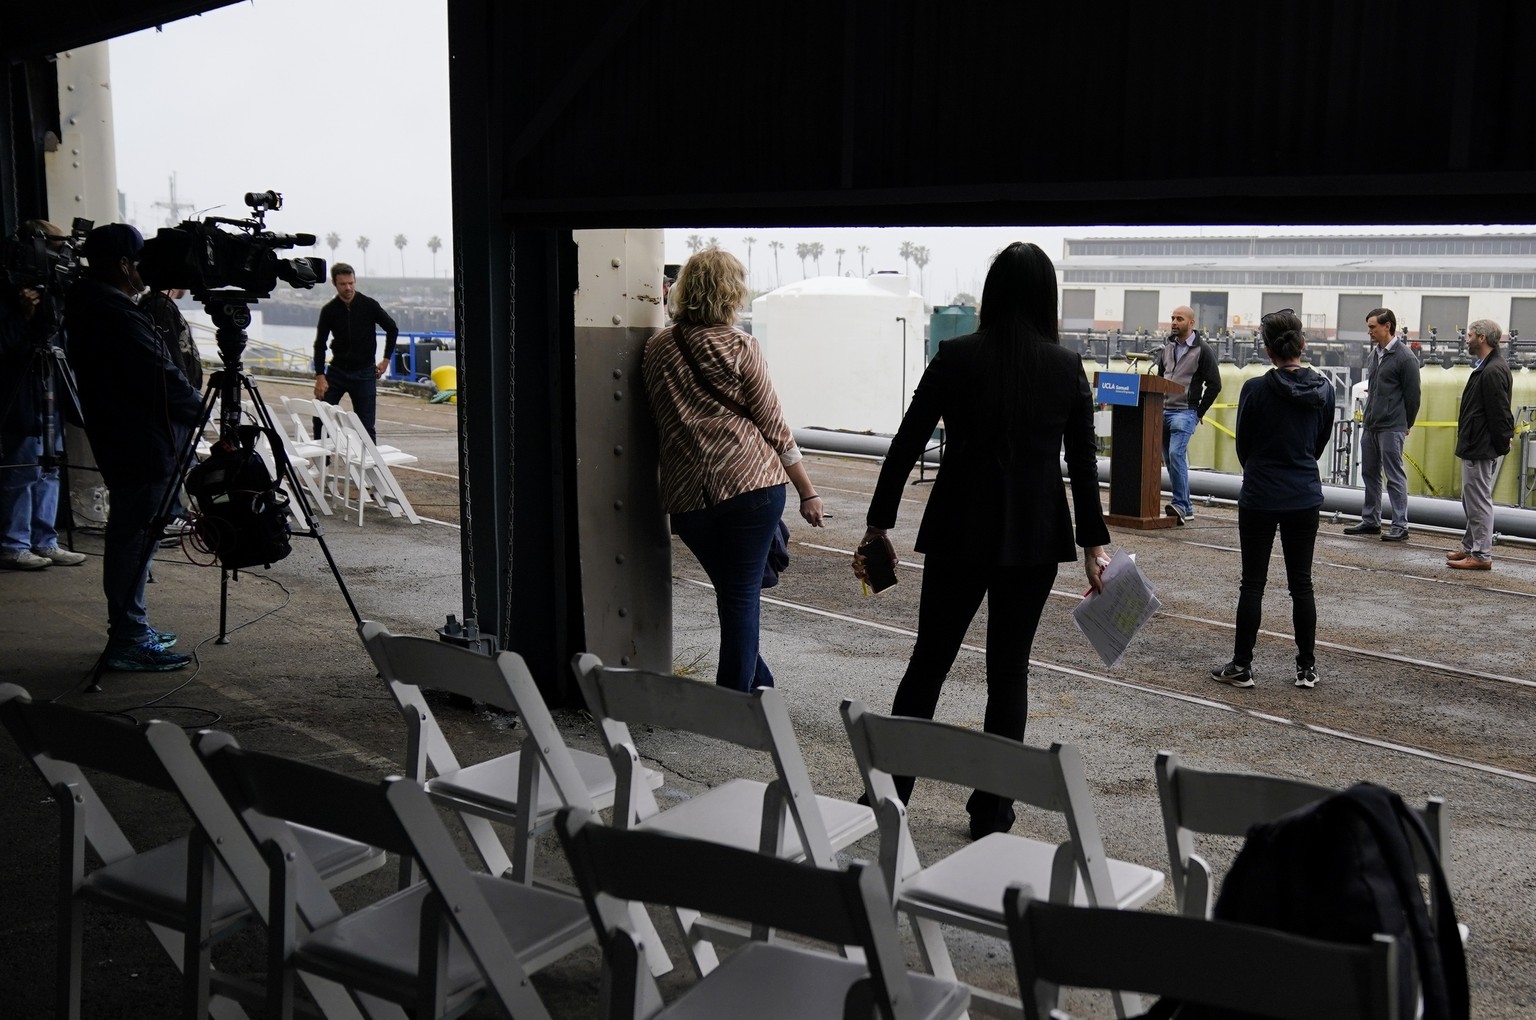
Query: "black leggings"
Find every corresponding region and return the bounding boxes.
[889,556,1058,813]
[1233,506,1319,669]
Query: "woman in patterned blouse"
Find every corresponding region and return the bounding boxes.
[642,248,824,691]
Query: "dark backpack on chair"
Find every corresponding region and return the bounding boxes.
[1192,782,1468,1020]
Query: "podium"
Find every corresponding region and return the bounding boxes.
[1094,372,1187,530]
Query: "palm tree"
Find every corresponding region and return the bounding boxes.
[767,240,784,287]
[356,235,370,275]
[835,247,846,275]
[809,242,824,275]
[742,235,757,287]
[857,244,869,277]
[686,234,704,254]
[325,232,340,262]
[899,240,916,278]
[912,245,930,295]
[427,235,443,277]
[394,234,408,277]
[707,236,719,249]
[795,242,811,279]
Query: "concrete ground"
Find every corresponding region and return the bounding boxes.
[1,377,1532,1018]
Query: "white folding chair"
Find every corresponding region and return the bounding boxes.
[195,730,593,1020]
[1004,886,1400,1020]
[0,684,384,1020]
[556,808,972,1020]
[1153,750,1463,940]
[328,406,419,526]
[358,621,663,887]
[274,395,336,514]
[570,654,877,977]
[840,699,1164,1019]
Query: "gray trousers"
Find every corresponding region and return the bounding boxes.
[1459,457,1501,559]
[1360,428,1409,529]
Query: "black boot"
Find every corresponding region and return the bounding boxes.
[966,789,1016,841]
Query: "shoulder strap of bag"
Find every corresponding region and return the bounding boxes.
[1344,785,1468,1020]
[673,326,753,421]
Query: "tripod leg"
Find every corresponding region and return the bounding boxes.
[237,374,362,627]
[217,569,230,645]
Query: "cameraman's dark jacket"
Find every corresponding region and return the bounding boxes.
[313,293,398,374]
[66,279,203,485]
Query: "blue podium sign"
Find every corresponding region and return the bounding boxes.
[1096,372,1141,406]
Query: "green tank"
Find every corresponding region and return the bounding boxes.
[928,304,977,361]
[1408,363,1469,498]
[1185,356,1233,471]
[1494,364,1535,506]
[1213,359,1265,474]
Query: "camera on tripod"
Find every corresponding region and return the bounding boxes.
[138,190,326,300]
[1,217,91,294]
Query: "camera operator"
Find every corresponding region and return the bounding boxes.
[1,221,87,571]
[313,262,398,442]
[140,286,201,532]
[66,224,200,671]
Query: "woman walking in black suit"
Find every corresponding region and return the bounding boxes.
[854,242,1109,839]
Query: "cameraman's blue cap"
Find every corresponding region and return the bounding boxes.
[82,223,144,265]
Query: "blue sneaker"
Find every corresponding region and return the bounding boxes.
[149,629,178,650]
[105,641,192,672]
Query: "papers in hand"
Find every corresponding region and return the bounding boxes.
[1071,550,1160,667]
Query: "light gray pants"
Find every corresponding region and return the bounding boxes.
[1459,457,1501,559]
[1360,428,1409,529]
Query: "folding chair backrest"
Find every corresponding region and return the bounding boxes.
[196,731,558,1020]
[571,654,833,858]
[556,808,923,1020]
[841,699,1117,906]
[1005,887,1400,1020]
[360,620,594,812]
[1155,751,1448,918]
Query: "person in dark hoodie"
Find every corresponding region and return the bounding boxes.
[68,224,202,671]
[1211,308,1334,690]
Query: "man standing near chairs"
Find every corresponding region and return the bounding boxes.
[1344,307,1420,542]
[1447,319,1514,570]
[313,262,398,442]
[1155,305,1222,525]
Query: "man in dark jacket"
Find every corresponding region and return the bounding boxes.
[67,223,201,671]
[1155,305,1222,524]
[1344,307,1420,542]
[312,262,398,442]
[1447,319,1515,570]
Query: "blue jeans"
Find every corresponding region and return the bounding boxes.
[671,485,786,692]
[318,366,380,441]
[1,435,60,554]
[1162,408,1198,516]
[1234,506,1319,669]
[102,475,174,649]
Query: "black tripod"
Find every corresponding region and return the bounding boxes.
[87,292,359,690]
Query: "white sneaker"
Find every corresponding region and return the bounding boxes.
[0,549,52,570]
[34,546,87,566]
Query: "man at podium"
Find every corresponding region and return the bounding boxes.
[1154,305,1222,524]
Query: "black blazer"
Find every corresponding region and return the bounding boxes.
[867,331,1109,565]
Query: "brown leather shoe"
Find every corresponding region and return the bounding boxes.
[1446,549,1471,562]
[1448,557,1491,570]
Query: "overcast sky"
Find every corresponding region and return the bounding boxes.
[107,0,1525,299]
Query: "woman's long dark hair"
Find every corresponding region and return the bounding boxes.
[977,242,1060,449]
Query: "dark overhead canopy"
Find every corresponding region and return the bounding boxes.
[480,1,1536,228]
[2,1,241,63]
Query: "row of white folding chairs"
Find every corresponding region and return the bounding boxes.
[277,395,420,526]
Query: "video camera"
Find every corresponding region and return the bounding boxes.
[138,190,325,300]
[0,217,91,293]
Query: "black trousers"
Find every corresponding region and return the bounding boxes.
[1233,506,1319,670]
[889,555,1058,820]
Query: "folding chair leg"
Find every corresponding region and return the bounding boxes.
[669,906,722,978]
[57,784,86,1020]
[184,831,215,1020]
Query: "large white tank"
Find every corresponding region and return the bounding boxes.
[751,274,928,435]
